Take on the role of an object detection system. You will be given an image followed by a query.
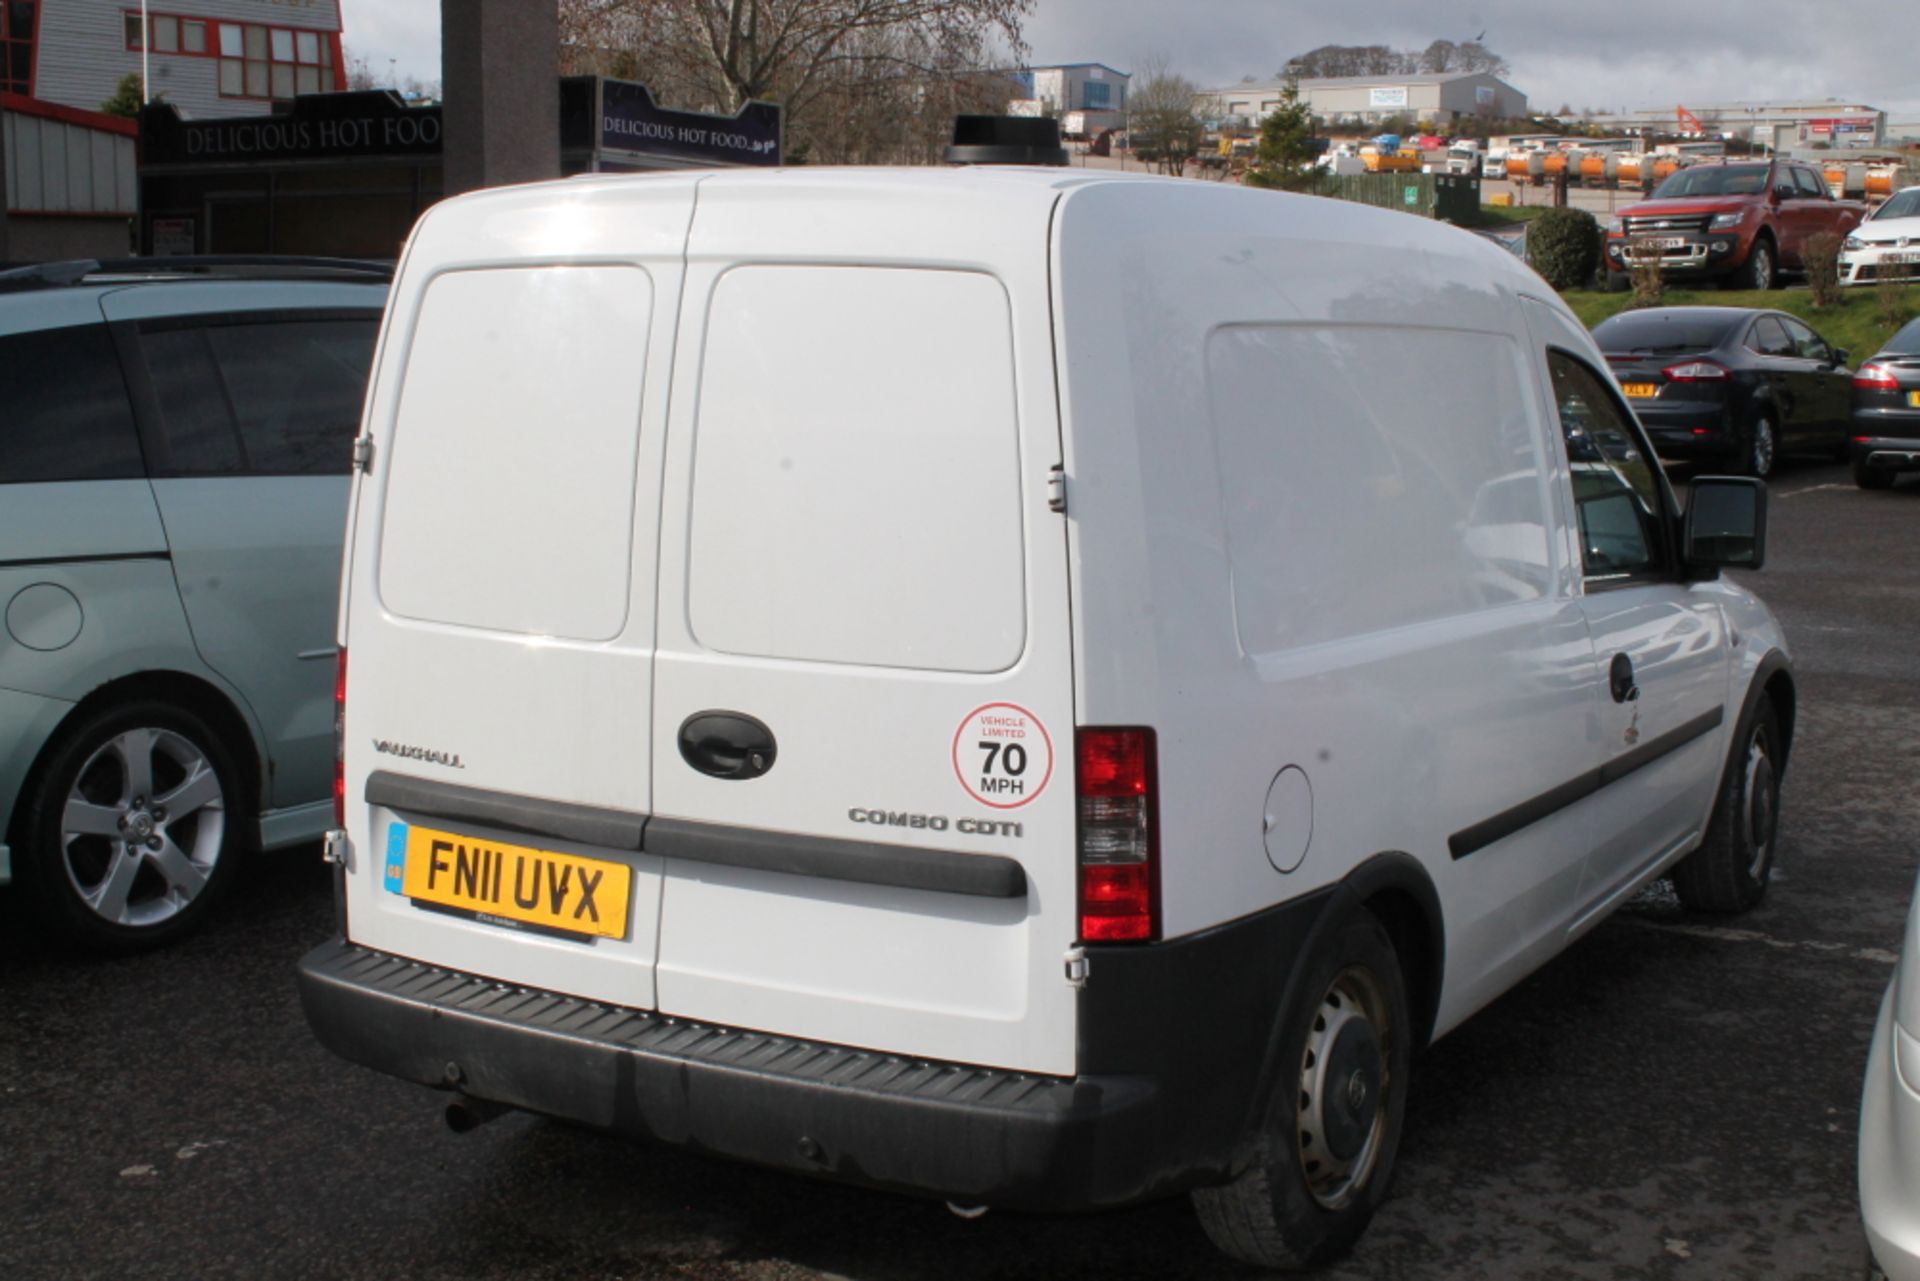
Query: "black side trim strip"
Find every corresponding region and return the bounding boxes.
[1449,706,1725,860]
[365,771,646,852]
[0,551,170,569]
[363,772,1026,899]
[645,817,1028,900]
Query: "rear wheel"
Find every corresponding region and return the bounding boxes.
[1672,696,1782,914]
[1853,459,1895,490]
[1192,910,1411,1270]
[1739,412,1777,479]
[14,700,245,952]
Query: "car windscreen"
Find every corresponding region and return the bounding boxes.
[1871,189,1920,222]
[1649,166,1769,199]
[1592,312,1736,354]
[1881,317,1920,357]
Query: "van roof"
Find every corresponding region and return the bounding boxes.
[414,165,1549,314]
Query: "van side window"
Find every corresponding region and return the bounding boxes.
[0,324,145,483]
[1206,325,1552,654]
[141,317,377,476]
[1547,351,1666,580]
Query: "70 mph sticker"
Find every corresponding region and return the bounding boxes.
[953,703,1053,809]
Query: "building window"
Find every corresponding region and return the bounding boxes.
[1,0,36,95]
[1082,80,1110,110]
[124,10,332,99]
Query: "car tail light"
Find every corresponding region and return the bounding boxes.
[1077,727,1157,943]
[1662,359,1730,382]
[333,648,347,826]
[1854,364,1899,390]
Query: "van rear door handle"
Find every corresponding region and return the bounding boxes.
[678,712,778,780]
[1608,653,1640,704]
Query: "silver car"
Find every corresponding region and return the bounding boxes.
[1863,862,1920,1280]
[0,259,386,950]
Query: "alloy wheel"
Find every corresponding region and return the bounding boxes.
[60,727,227,928]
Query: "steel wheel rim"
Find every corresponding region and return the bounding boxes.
[60,727,226,928]
[1296,964,1393,1210]
[1741,731,1777,881]
[1752,418,1775,476]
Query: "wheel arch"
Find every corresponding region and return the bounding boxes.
[6,670,268,854]
[1343,852,1445,1054]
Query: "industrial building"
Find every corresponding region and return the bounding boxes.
[1009,62,1128,133]
[1201,71,1528,130]
[1584,101,1889,151]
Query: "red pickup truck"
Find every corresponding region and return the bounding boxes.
[1603,159,1867,290]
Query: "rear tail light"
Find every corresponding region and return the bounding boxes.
[1854,364,1899,390]
[333,648,347,826]
[1661,359,1730,382]
[1076,727,1157,943]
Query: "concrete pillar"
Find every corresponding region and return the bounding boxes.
[439,0,560,196]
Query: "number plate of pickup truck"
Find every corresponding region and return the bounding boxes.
[1631,237,1686,251]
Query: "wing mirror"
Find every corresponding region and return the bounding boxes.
[1832,348,1850,368]
[1683,477,1767,576]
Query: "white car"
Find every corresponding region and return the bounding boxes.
[298,161,1795,1272]
[1862,865,1920,1280]
[1841,186,1920,287]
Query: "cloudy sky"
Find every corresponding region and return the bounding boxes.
[345,0,1917,119]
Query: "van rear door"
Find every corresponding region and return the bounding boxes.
[646,176,1079,1076]
[339,184,695,1009]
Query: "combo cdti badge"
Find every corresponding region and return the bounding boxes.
[298,166,1795,1270]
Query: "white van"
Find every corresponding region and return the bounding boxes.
[300,167,1794,1269]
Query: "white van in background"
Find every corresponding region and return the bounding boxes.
[299,166,1794,1270]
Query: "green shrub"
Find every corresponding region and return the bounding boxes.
[1528,206,1601,290]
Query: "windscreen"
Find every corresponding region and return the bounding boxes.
[1872,189,1920,222]
[1592,312,1735,355]
[1650,165,1769,199]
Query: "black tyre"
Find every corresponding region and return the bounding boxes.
[1739,412,1777,479]
[1739,237,1776,291]
[1672,697,1783,914]
[1853,460,1895,490]
[1192,910,1411,1270]
[14,700,246,952]
[1601,269,1629,293]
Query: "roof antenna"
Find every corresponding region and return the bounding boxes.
[945,115,1069,166]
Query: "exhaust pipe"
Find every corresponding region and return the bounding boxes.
[444,1094,511,1134]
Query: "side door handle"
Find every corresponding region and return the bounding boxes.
[678,712,778,780]
[1609,652,1640,704]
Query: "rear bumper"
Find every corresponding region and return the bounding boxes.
[298,887,1335,1211]
[1635,400,1738,459]
[1851,413,1920,471]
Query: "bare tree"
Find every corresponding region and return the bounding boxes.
[1127,53,1203,176]
[558,0,1030,162]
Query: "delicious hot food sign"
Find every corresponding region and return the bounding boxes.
[597,79,782,167]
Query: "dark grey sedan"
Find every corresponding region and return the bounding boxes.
[1850,316,1920,490]
[1592,306,1853,479]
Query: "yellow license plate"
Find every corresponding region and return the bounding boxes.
[386,821,633,940]
[1908,390,1920,408]
[1623,382,1657,399]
